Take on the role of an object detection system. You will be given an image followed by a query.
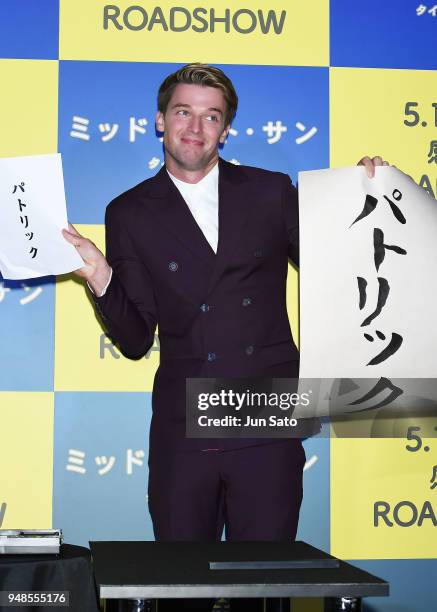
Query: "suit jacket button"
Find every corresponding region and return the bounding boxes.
[207,352,217,362]
[242,298,252,307]
[168,261,178,272]
[245,345,254,356]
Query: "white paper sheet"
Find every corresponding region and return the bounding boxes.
[298,165,437,378]
[0,153,83,279]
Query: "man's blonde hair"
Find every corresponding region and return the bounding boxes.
[157,63,238,126]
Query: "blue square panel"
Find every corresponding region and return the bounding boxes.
[58,61,329,224]
[353,559,437,611]
[53,392,153,546]
[0,275,55,390]
[297,437,330,553]
[331,1,437,70]
[0,1,59,60]
[216,64,329,183]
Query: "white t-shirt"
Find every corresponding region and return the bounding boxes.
[167,162,219,253]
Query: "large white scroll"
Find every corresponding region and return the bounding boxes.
[0,153,83,279]
[298,165,437,379]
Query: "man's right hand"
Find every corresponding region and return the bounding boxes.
[62,223,112,296]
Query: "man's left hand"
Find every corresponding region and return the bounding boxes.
[357,155,391,178]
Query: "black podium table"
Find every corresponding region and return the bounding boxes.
[0,544,100,612]
[90,541,388,610]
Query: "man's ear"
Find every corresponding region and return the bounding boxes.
[219,124,231,144]
[156,111,165,133]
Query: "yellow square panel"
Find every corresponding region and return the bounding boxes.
[0,392,53,528]
[330,67,437,196]
[54,225,159,392]
[60,0,328,66]
[331,437,437,559]
[286,264,299,349]
[0,60,58,157]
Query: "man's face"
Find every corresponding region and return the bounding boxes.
[156,83,230,173]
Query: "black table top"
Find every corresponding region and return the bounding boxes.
[90,541,389,600]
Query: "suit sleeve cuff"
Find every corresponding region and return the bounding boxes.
[87,268,113,297]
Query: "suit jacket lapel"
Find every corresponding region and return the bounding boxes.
[207,158,253,295]
[142,160,253,294]
[143,165,216,265]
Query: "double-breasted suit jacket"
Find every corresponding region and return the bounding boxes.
[92,157,301,455]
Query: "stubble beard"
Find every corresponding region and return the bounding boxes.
[164,139,218,173]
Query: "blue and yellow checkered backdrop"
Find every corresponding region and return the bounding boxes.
[1,2,436,610]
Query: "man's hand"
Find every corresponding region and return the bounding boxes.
[357,155,391,178]
[62,223,111,295]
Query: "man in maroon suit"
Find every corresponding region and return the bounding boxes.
[63,63,387,609]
